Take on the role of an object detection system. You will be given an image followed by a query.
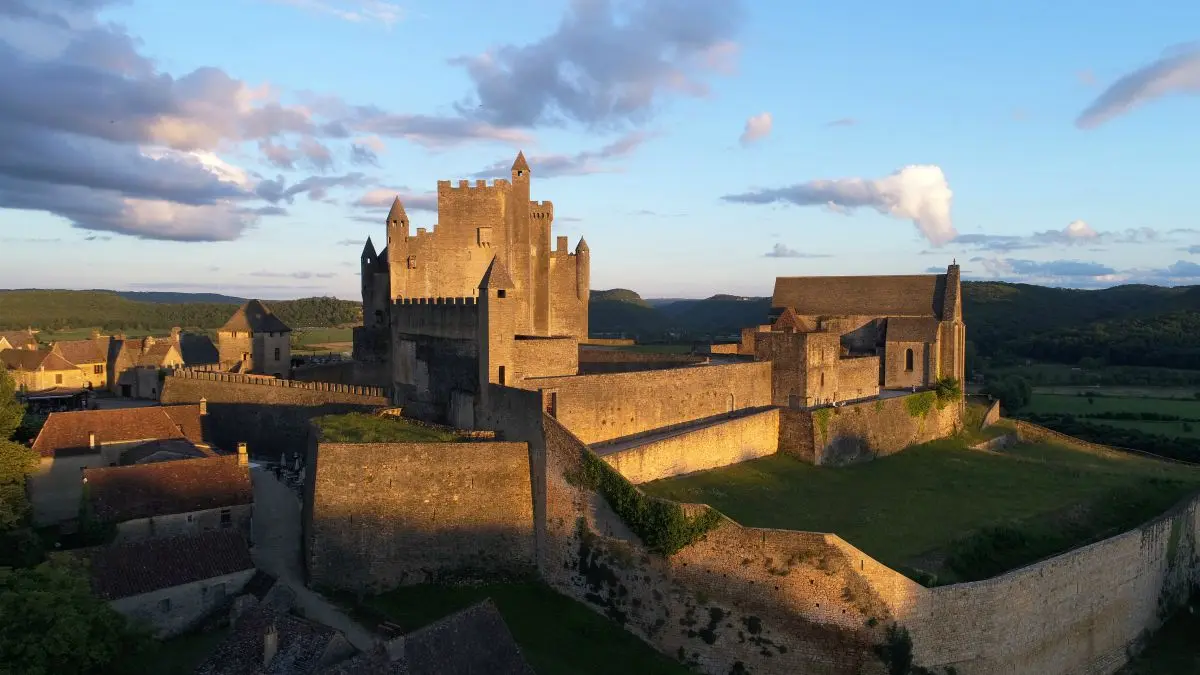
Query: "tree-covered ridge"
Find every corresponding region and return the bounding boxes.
[0,290,361,331]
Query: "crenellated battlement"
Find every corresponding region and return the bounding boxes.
[530,200,554,219]
[437,178,512,193]
[394,296,478,307]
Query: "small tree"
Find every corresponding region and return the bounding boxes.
[985,375,1031,413]
[0,367,24,441]
[0,558,152,675]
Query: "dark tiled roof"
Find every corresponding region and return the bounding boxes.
[180,333,220,365]
[196,606,344,675]
[401,600,535,675]
[86,530,253,600]
[120,438,213,465]
[51,339,109,365]
[772,274,947,319]
[221,300,292,334]
[83,455,251,522]
[886,317,941,343]
[32,404,206,457]
[1,348,79,372]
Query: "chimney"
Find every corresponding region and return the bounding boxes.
[170,327,181,342]
[143,335,155,352]
[262,623,279,668]
[88,432,96,449]
[238,443,248,466]
[199,397,207,416]
[90,329,101,340]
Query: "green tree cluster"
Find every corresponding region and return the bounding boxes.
[0,368,38,531]
[985,376,1032,413]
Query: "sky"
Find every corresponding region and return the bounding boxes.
[1,0,1199,300]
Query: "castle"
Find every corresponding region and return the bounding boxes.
[355,152,589,425]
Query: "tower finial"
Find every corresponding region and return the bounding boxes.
[512,151,530,175]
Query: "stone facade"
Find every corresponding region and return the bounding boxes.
[113,504,253,543]
[304,440,536,591]
[216,300,292,378]
[597,407,780,484]
[111,568,256,638]
[354,154,588,420]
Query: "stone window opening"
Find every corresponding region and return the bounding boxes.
[820,372,825,388]
[274,348,281,361]
[220,509,232,528]
[498,365,506,385]
[497,289,507,299]
[905,348,914,372]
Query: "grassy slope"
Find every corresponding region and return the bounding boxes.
[642,438,1200,583]
[347,582,691,675]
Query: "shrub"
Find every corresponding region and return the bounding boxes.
[569,451,722,556]
[905,392,936,419]
[814,407,833,439]
[933,377,962,408]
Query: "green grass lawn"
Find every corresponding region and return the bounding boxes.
[292,326,354,347]
[313,413,466,443]
[1119,600,1200,674]
[1026,393,1200,417]
[344,582,691,675]
[35,327,155,343]
[1035,385,1200,400]
[642,437,1200,585]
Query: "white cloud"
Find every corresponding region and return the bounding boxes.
[264,0,405,27]
[739,112,772,146]
[352,187,438,212]
[723,165,956,246]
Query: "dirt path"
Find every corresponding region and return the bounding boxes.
[250,468,377,652]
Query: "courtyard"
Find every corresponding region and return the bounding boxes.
[642,434,1200,585]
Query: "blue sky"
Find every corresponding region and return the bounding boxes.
[1,0,1199,300]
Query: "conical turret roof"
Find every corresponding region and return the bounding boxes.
[511,151,530,173]
[478,256,516,290]
[387,197,407,221]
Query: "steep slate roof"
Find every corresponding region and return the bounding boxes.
[32,404,206,457]
[772,273,948,320]
[120,438,213,465]
[1,348,79,372]
[886,317,940,343]
[511,151,530,173]
[479,257,516,290]
[85,530,253,600]
[179,333,220,365]
[51,339,108,365]
[221,299,292,334]
[318,600,535,675]
[83,455,251,523]
[197,606,347,675]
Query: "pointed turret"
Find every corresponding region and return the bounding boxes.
[387,197,407,224]
[361,236,377,262]
[479,256,516,291]
[511,151,530,176]
[575,237,589,254]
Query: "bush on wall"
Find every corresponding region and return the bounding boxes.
[568,450,722,556]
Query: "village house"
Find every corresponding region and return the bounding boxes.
[50,334,110,389]
[26,403,216,526]
[82,449,253,542]
[108,331,187,399]
[216,300,293,378]
[0,328,38,351]
[0,347,87,393]
[81,529,256,638]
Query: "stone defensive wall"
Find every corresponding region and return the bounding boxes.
[594,407,781,484]
[304,440,535,591]
[538,414,1200,675]
[527,361,773,445]
[391,297,479,340]
[781,392,962,466]
[160,370,389,458]
[576,347,709,374]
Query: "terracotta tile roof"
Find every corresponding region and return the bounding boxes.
[32,404,206,457]
[85,530,253,600]
[197,606,344,675]
[83,455,251,523]
[51,339,109,365]
[0,329,37,349]
[220,300,291,334]
[1,348,79,372]
[886,317,941,343]
[772,274,947,319]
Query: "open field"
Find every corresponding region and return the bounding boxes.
[33,327,158,343]
[642,437,1200,585]
[292,326,354,355]
[338,581,691,675]
[614,343,694,354]
[1034,385,1200,399]
[986,362,1200,388]
[1026,393,1200,417]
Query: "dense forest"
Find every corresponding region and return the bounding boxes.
[0,291,360,331]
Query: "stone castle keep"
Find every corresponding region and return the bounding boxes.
[307,154,1199,675]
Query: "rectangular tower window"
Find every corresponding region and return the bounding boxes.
[274,348,281,361]
[498,366,506,385]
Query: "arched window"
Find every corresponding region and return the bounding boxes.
[905,348,914,372]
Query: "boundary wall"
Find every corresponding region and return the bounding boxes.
[596,407,780,484]
[527,361,772,445]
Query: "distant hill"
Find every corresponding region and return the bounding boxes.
[111,291,246,304]
[0,290,360,332]
[590,289,651,307]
